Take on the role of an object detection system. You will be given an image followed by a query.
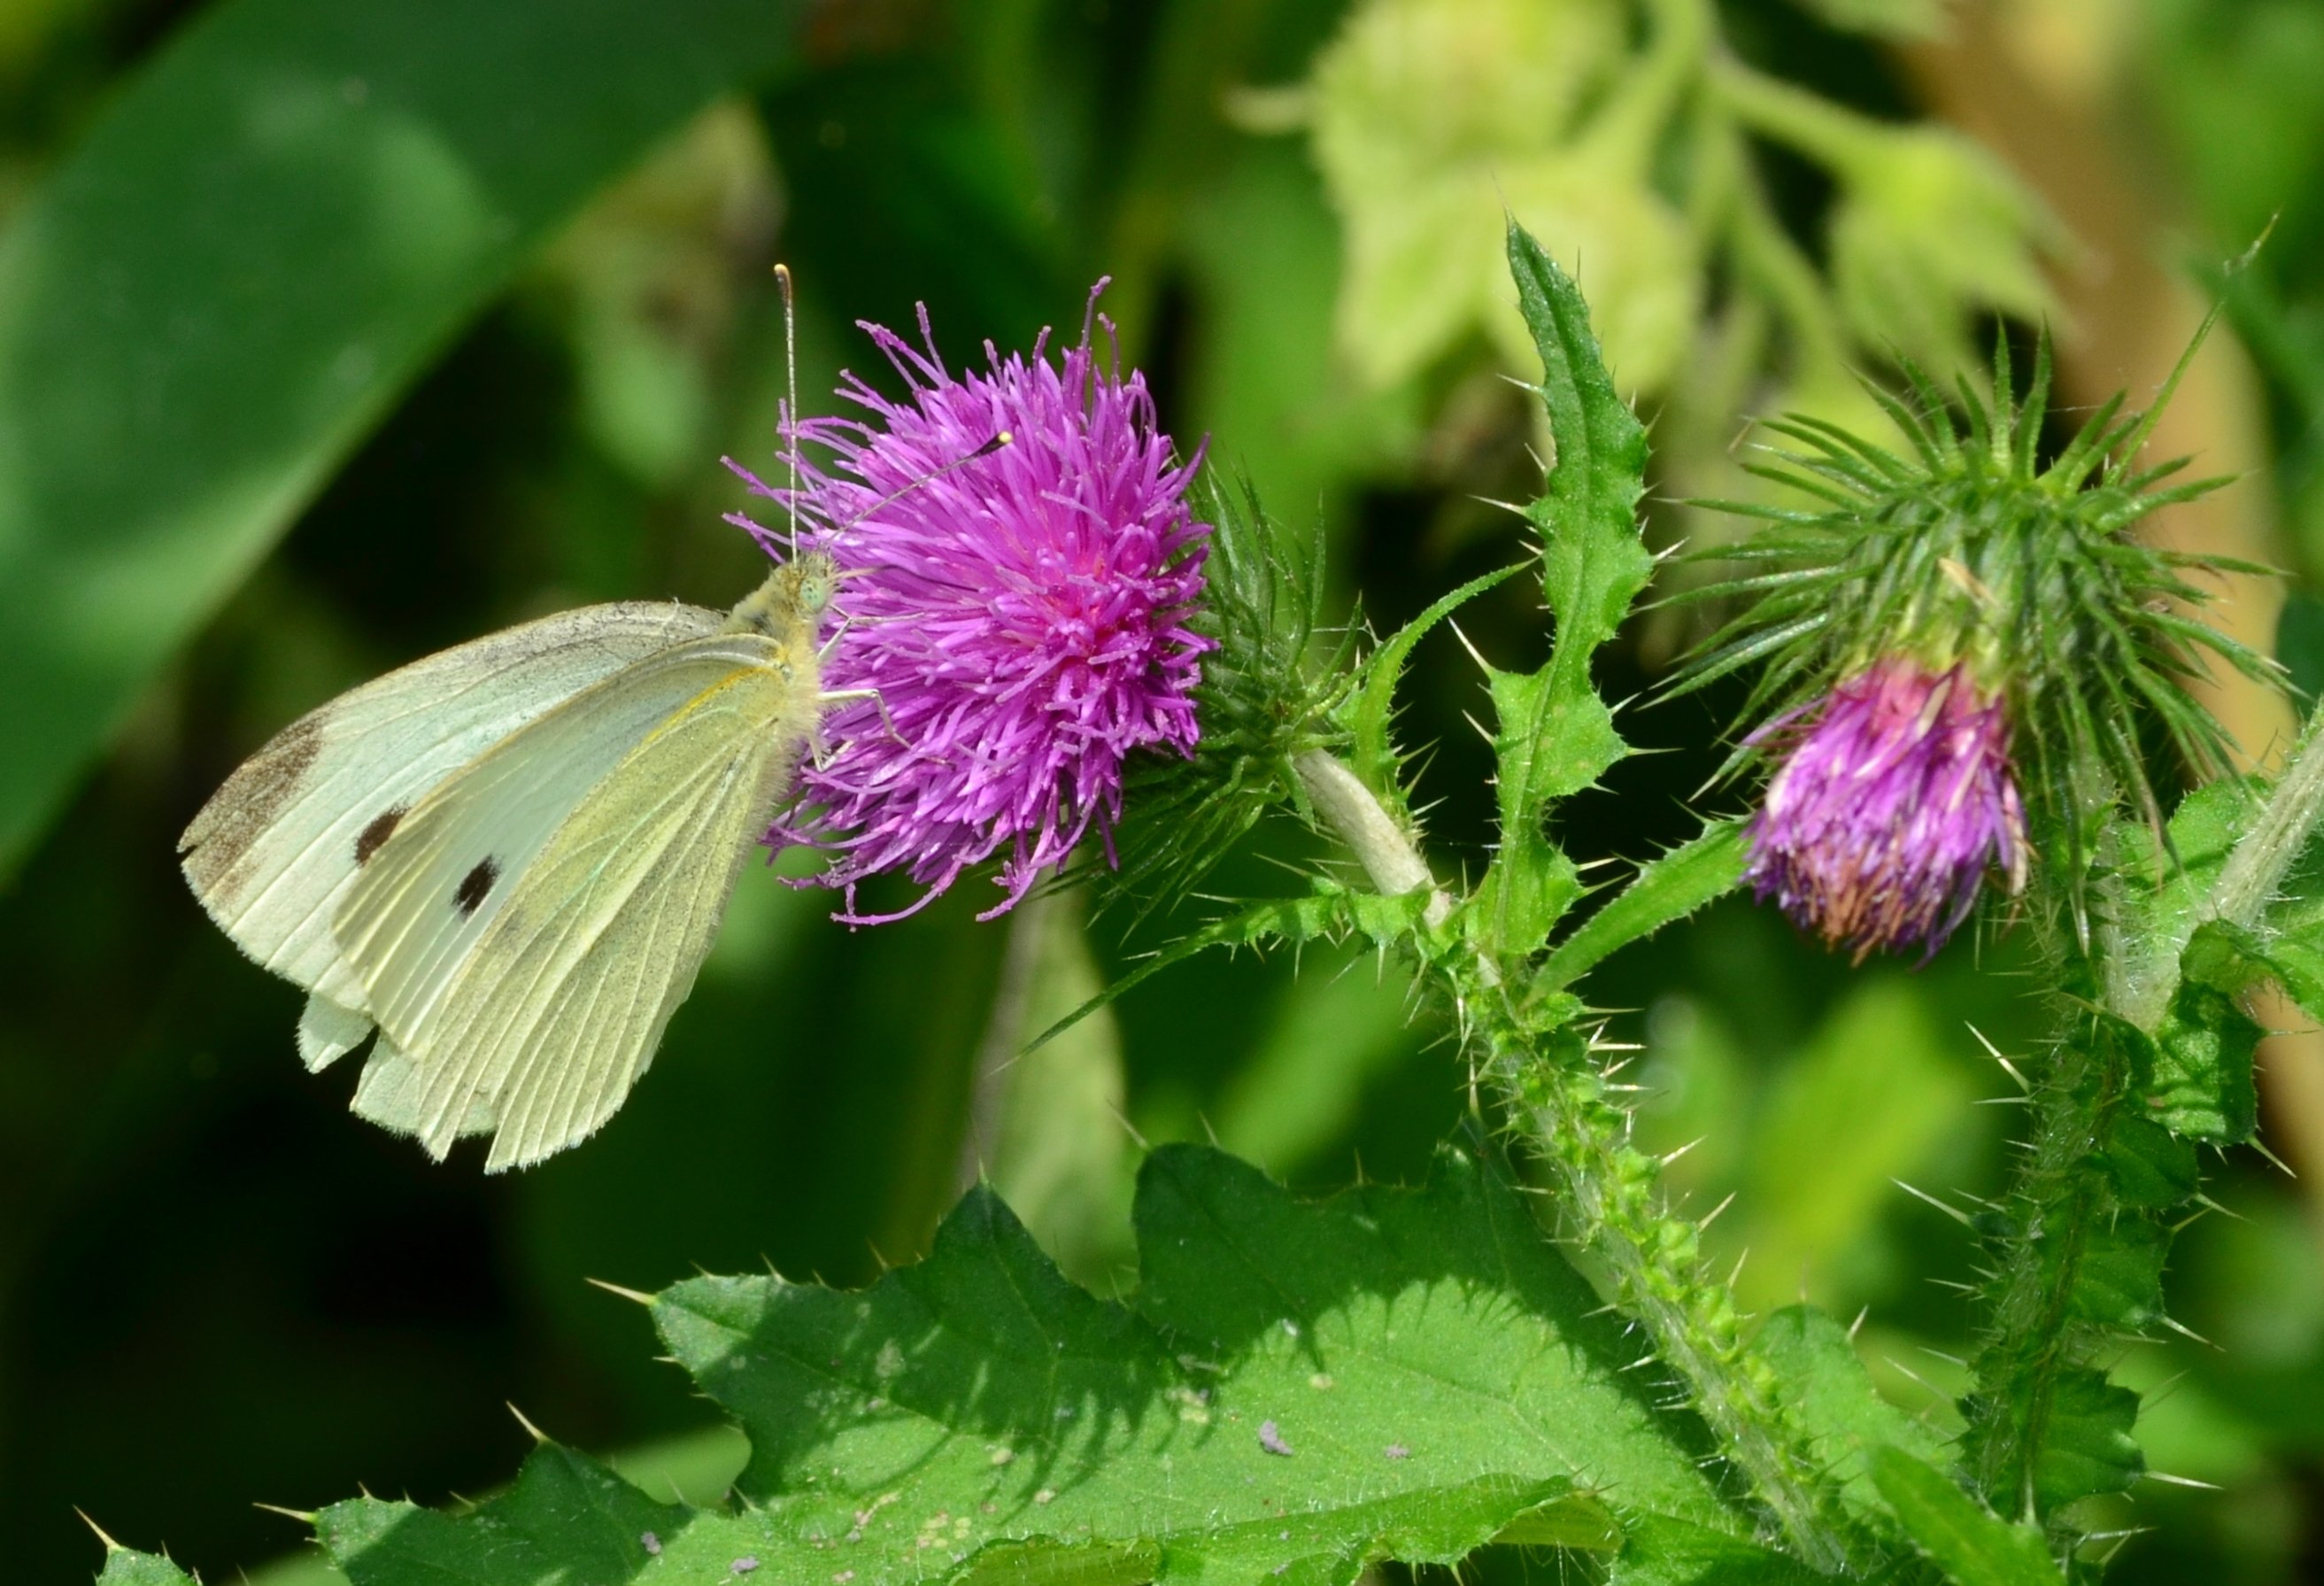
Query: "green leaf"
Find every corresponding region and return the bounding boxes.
[2065,1215,2169,1333]
[0,0,808,870]
[621,1144,1738,1584]
[1533,823,1748,996]
[2025,1368,2143,1513]
[2249,927,2324,1020]
[2112,780,2251,1021]
[2101,1114,2198,1210]
[2133,922,2267,1145]
[1865,1447,2062,1586]
[1604,1516,1835,1585]
[1756,1307,1950,1535]
[1348,561,1525,801]
[1511,224,1655,663]
[1473,221,1654,958]
[96,1551,205,1586]
[324,1442,690,1584]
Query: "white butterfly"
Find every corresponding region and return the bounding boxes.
[180,554,837,1171]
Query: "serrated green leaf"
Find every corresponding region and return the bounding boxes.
[1605,1516,1835,1585]
[2026,1368,2143,1512]
[1473,222,1654,959]
[2065,1217,2169,1334]
[1865,1447,2061,1586]
[2251,929,2324,1019]
[322,1442,690,1583]
[1532,823,1748,996]
[1476,662,1599,949]
[2100,1116,2198,1210]
[619,1144,1736,1585]
[2136,972,2262,1144]
[2112,781,2252,1021]
[1348,561,1525,801]
[0,0,808,871]
[1756,1307,1949,1535]
[1509,224,1655,660]
[97,1552,204,1586]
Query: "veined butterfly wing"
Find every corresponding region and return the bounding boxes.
[179,601,722,1021]
[335,629,822,1169]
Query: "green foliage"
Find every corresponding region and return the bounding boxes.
[1297,0,2045,402]
[1532,822,1748,996]
[1038,879,1432,1050]
[1471,221,1655,961]
[96,1551,204,1586]
[1791,0,1944,37]
[1957,747,2324,1528]
[1959,1019,2156,1518]
[1757,1307,1950,1537]
[1347,561,1526,811]
[1605,1517,1836,1585]
[1865,1448,2063,1586]
[2143,939,2265,1145]
[310,1145,1758,1584]
[0,0,813,874]
[15,4,2324,1584]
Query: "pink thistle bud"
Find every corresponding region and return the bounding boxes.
[732,285,1212,924]
[1744,658,2027,960]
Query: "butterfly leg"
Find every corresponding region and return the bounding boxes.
[814,687,903,768]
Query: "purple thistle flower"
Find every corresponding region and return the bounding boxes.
[1744,658,2027,960]
[731,284,1212,924]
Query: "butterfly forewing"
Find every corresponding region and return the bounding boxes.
[179,602,722,1011]
[336,631,821,1168]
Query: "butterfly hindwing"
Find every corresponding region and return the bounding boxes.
[336,631,821,1168]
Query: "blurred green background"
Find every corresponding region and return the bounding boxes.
[3,0,2322,1581]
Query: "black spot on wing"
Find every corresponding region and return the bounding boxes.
[454,858,500,917]
[354,806,407,866]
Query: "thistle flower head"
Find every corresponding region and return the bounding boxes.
[732,285,1212,923]
[1677,329,2277,948]
[1746,658,2027,959]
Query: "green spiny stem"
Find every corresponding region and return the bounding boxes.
[1960,1021,2127,1521]
[1968,700,2324,1528]
[1485,1019,1860,1574]
[1293,749,1859,1574]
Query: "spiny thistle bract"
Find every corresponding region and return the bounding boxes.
[1675,329,2277,955]
[1097,471,1360,919]
[731,287,1214,925]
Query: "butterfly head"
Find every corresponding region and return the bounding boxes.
[788,550,841,625]
[727,550,843,644]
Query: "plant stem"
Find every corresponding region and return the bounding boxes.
[1960,1018,2126,1520]
[1293,750,1450,926]
[1293,747,1857,1573]
[2207,698,2324,935]
[1968,702,2324,1520]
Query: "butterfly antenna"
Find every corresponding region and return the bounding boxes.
[774,261,801,558]
[840,429,1015,530]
